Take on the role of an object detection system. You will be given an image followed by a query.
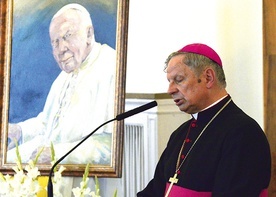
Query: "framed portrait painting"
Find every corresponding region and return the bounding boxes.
[0,0,129,177]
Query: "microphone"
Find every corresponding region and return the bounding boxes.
[116,100,157,120]
[47,100,157,197]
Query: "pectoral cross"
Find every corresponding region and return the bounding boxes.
[164,173,178,197]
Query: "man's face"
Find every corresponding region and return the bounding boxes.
[166,54,207,114]
[49,10,90,73]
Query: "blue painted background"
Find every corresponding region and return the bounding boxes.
[9,1,117,123]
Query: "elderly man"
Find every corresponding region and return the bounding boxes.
[137,43,271,197]
[7,3,116,164]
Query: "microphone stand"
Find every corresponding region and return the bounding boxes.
[47,118,116,197]
[47,100,157,197]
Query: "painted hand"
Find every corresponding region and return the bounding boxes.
[8,123,22,150]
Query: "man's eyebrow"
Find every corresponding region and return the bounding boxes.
[63,30,71,37]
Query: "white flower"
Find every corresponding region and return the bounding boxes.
[91,191,101,197]
[72,178,94,197]
[0,175,12,196]
[72,164,101,197]
[1,142,116,197]
[72,186,94,197]
[72,187,82,196]
[25,161,40,180]
[0,142,41,197]
[51,165,66,197]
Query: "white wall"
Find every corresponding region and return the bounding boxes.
[126,0,264,128]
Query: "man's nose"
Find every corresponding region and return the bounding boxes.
[58,39,68,52]
[167,82,177,95]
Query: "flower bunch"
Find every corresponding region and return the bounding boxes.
[0,142,42,197]
[0,142,117,197]
[72,163,99,197]
[0,142,66,197]
[72,164,118,197]
[50,142,66,197]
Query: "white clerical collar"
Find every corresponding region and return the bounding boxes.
[192,95,228,120]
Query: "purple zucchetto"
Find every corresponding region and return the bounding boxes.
[178,43,222,67]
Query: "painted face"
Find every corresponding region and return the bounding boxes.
[49,10,91,73]
[166,54,207,114]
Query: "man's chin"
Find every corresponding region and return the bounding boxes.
[61,63,77,73]
[178,104,193,114]
[178,105,186,112]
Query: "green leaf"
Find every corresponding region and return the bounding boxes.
[33,146,44,165]
[51,142,59,172]
[95,175,100,196]
[0,172,5,181]
[82,163,90,188]
[15,139,22,170]
[50,142,56,162]
[113,189,117,197]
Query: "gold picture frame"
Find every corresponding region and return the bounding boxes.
[0,0,129,177]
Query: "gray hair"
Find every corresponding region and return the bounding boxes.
[164,51,227,88]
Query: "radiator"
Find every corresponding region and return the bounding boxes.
[122,99,159,196]
[123,124,145,196]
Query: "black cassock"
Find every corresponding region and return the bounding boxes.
[137,95,271,197]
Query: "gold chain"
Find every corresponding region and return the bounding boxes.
[175,98,232,173]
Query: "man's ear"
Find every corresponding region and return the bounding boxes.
[205,68,215,88]
[86,26,94,45]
